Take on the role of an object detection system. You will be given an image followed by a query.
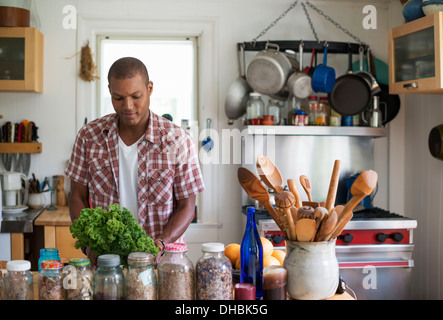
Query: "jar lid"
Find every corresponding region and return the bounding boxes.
[97,254,120,267]
[6,260,31,272]
[249,92,261,97]
[128,252,154,262]
[202,242,225,252]
[308,96,318,100]
[40,248,59,254]
[69,257,90,267]
[40,259,63,269]
[165,243,187,252]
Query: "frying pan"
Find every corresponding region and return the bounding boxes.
[328,49,372,116]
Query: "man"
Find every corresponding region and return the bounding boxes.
[65,57,205,263]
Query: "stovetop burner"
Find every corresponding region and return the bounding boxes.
[351,207,406,220]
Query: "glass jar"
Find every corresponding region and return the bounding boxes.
[93,254,125,300]
[39,260,64,300]
[266,99,281,125]
[196,242,233,300]
[157,243,195,300]
[319,97,330,125]
[125,252,156,300]
[308,96,326,125]
[246,92,265,125]
[38,248,60,272]
[329,109,341,127]
[64,258,93,300]
[4,260,33,300]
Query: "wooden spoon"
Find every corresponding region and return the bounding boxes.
[256,155,284,193]
[325,160,341,212]
[295,219,317,242]
[287,178,302,209]
[299,175,312,202]
[315,208,338,241]
[237,167,287,236]
[275,191,296,241]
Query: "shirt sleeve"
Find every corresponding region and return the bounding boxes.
[64,129,89,186]
[173,132,205,200]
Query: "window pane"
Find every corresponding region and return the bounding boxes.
[98,37,196,126]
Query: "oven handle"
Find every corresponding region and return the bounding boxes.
[339,260,414,269]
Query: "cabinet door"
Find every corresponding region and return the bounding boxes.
[389,12,443,94]
[0,27,43,92]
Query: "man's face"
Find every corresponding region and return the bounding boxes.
[108,74,153,128]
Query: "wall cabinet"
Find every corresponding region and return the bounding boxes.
[389,12,443,94]
[0,27,43,93]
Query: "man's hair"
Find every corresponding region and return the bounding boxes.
[107,57,150,86]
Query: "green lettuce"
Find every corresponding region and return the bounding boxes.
[70,204,159,266]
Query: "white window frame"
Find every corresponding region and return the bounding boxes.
[76,15,219,234]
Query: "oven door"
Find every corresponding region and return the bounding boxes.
[336,244,414,300]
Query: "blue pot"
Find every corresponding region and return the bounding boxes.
[403,0,425,22]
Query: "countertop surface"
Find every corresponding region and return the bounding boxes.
[34,206,71,226]
[1,206,46,233]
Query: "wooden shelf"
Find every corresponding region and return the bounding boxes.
[0,142,42,153]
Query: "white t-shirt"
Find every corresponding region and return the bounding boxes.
[118,136,142,220]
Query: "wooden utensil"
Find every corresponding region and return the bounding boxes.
[325,160,341,212]
[275,191,296,240]
[315,208,338,241]
[237,167,287,236]
[299,175,312,202]
[287,178,302,209]
[295,219,317,242]
[56,175,67,206]
[256,155,284,193]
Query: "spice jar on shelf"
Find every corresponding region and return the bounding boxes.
[39,260,64,300]
[308,96,326,126]
[125,252,156,300]
[4,260,33,300]
[196,242,233,300]
[157,243,195,300]
[64,258,93,300]
[93,254,125,300]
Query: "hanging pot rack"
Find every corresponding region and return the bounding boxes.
[238,0,369,55]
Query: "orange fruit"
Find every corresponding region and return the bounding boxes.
[235,257,241,270]
[263,255,280,267]
[224,243,240,266]
[260,237,274,257]
[271,250,285,265]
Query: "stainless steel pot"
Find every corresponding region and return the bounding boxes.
[287,42,312,99]
[246,43,293,95]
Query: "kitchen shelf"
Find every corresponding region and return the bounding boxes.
[245,126,387,137]
[0,142,42,153]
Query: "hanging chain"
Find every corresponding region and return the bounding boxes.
[304,1,365,46]
[301,2,318,42]
[251,0,299,44]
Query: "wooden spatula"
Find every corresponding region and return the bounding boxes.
[299,175,312,202]
[287,178,302,209]
[325,160,341,212]
[256,155,284,193]
[315,208,338,241]
[295,219,317,242]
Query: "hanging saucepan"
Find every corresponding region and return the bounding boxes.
[328,48,372,116]
[303,48,316,77]
[312,44,336,93]
[225,43,252,124]
[287,42,312,99]
[246,42,293,96]
[355,46,381,94]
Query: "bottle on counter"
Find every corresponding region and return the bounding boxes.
[125,251,156,300]
[246,92,265,125]
[93,254,125,300]
[4,260,33,300]
[240,206,264,300]
[39,260,64,300]
[157,243,195,300]
[196,242,233,300]
[38,248,61,272]
[64,257,93,300]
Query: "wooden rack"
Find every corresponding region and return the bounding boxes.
[0,142,42,153]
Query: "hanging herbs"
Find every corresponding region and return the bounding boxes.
[79,41,100,82]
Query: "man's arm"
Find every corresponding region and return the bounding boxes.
[154,195,196,248]
[68,180,90,222]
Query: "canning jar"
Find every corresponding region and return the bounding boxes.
[64,258,93,300]
[308,96,326,125]
[157,243,195,300]
[4,260,33,300]
[126,252,156,300]
[39,260,64,300]
[266,99,281,125]
[93,254,125,300]
[38,248,60,272]
[196,242,233,300]
[246,92,265,125]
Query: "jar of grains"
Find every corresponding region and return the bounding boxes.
[196,242,233,300]
[4,260,33,300]
[157,243,195,300]
[125,252,156,300]
[93,254,125,300]
[64,258,93,300]
[39,260,64,300]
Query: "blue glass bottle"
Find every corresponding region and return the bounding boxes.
[240,206,263,300]
[38,248,61,272]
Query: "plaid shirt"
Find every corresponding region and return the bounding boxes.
[65,111,205,244]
